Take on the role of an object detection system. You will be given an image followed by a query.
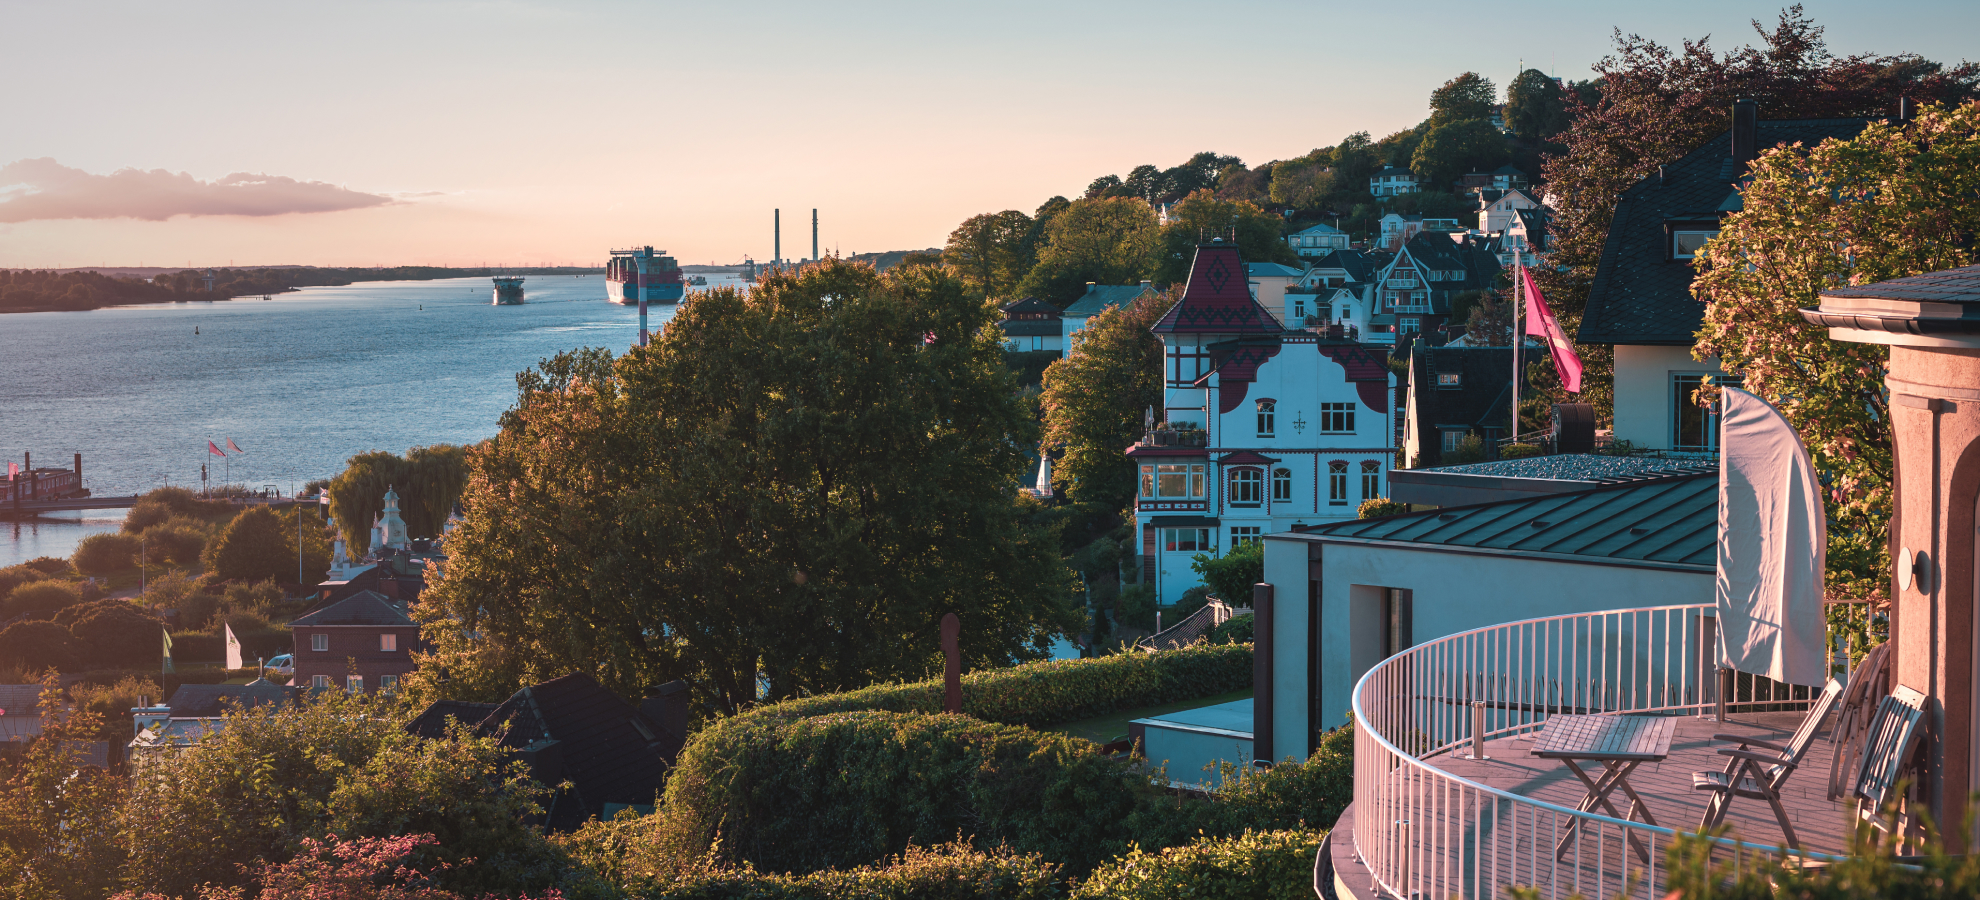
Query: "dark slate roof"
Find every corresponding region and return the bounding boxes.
[405,700,500,740]
[164,682,301,718]
[999,296,1061,316]
[1000,320,1060,336]
[1294,472,1719,568]
[288,590,413,628]
[1064,283,1151,317]
[0,685,46,729]
[1152,243,1282,335]
[478,673,671,832]
[1309,249,1378,282]
[1579,117,1872,345]
[1427,454,1718,482]
[1410,347,1523,458]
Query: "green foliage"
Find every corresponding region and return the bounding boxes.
[1209,724,1355,831]
[73,532,140,576]
[118,690,560,898]
[4,580,82,621]
[19,558,68,577]
[1357,497,1407,519]
[1072,829,1323,900]
[0,673,125,900]
[328,444,469,555]
[138,520,207,568]
[0,565,49,603]
[69,675,159,744]
[1004,349,1061,389]
[1445,433,1487,465]
[0,621,76,675]
[1428,72,1496,126]
[1040,288,1178,509]
[1410,118,1510,189]
[1018,198,1161,304]
[743,641,1253,730]
[1204,613,1253,645]
[1114,584,1156,631]
[1149,190,1298,285]
[1646,820,1980,900]
[419,260,1079,714]
[1504,68,1572,141]
[945,210,1038,299]
[664,710,1175,877]
[1500,443,1543,460]
[1189,541,1262,605]
[562,832,1064,900]
[200,506,293,585]
[64,601,162,670]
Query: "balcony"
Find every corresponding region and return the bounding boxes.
[1140,426,1207,447]
[1330,603,1883,900]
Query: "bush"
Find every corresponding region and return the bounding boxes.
[140,521,207,568]
[73,531,141,576]
[4,580,83,621]
[1499,442,1543,460]
[1445,432,1487,465]
[1357,497,1407,519]
[1071,829,1322,900]
[744,641,1252,730]
[123,499,176,533]
[666,710,1176,877]
[1190,541,1262,607]
[168,632,223,663]
[70,674,160,742]
[20,557,69,576]
[0,565,47,602]
[0,620,77,674]
[68,602,164,670]
[202,507,294,585]
[1205,723,1354,832]
[1204,613,1253,645]
[1115,584,1156,630]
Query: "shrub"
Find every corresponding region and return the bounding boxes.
[20,557,69,576]
[1499,442,1543,460]
[202,506,294,585]
[1190,541,1262,606]
[0,565,47,602]
[168,632,223,663]
[667,710,1190,877]
[743,641,1252,730]
[1357,497,1407,519]
[1071,829,1323,900]
[0,620,77,674]
[1114,584,1156,630]
[68,602,164,670]
[1204,613,1253,645]
[1445,432,1487,465]
[4,580,83,620]
[140,521,207,568]
[73,531,141,576]
[123,498,176,533]
[1204,723,1354,832]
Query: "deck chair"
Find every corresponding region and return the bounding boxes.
[1692,677,1845,850]
[1850,684,1928,851]
[1827,640,1893,801]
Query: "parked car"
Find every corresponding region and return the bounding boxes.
[266,654,295,677]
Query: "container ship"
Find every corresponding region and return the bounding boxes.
[491,276,526,305]
[606,247,685,305]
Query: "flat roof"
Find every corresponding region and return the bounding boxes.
[1134,697,1253,739]
[1388,454,1716,507]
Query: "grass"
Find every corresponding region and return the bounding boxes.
[1043,688,1253,745]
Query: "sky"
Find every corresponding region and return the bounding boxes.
[2,0,1975,269]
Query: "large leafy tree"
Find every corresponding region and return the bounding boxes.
[1535,7,1979,419]
[943,210,1036,299]
[0,675,124,900]
[417,260,1079,713]
[1694,101,1980,600]
[1019,197,1161,303]
[1040,289,1180,509]
[1150,191,1297,284]
[1505,68,1573,142]
[1429,72,1496,125]
[201,506,294,585]
[1410,118,1511,189]
[327,444,470,553]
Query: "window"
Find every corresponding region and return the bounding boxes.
[1147,463,1207,499]
[347,676,364,694]
[1229,468,1263,505]
[1231,526,1262,546]
[1272,468,1292,502]
[1673,230,1718,259]
[1162,528,1210,552]
[312,675,331,690]
[1441,429,1467,453]
[1400,316,1421,335]
[311,633,328,652]
[1030,335,1044,351]
[1293,299,1306,319]
[1437,372,1462,387]
[1256,399,1275,437]
[1672,374,1742,451]
[380,633,397,652]
[1328,461,1349,505]
[380,675,399,694]
[1320,403,1354,434]
[1361,461,1381,499]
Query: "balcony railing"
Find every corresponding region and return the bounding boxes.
[1351,603,1879,900]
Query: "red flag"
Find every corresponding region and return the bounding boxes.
[226,438,244,454]
[207,441,227,457]
[1520,264,1583,393]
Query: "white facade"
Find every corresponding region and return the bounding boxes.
[1369,167,1420,197]
[1478,190,1541,233]
[1286,223,1349,259]
[1004,332,1064,353]
[1611,344,1730,452]
[1247,263,1305,324]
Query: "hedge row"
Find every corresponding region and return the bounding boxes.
[601,842,1065,900]
[744,642,1252,730]
[1071,829,1323,900]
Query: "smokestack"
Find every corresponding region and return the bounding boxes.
[74,452,80,488]
[774,209,781,264]
[812,209,818,262]
[1730,99,1758,173]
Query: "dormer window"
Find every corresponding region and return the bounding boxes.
[1256,399,1276,437]
[1673,230,1718,259]
[1437,372,1462,387]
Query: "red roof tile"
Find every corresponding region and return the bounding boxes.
[1152,243,1282,335]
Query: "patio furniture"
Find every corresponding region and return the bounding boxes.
[1531,714,1678,863]
[1692,677,1842,850]
[1850,684,1928,851]
[1828,640,1893,801]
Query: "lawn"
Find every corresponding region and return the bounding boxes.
[1043,687,1254,745]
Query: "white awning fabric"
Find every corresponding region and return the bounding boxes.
[1716,387,1827,686]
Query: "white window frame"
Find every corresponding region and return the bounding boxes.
[311,633,328,652]
[1673,230,1718,259]
[1230,526,1262,546]
[1229,468,1263,505]
[347,676,363,694]
[1320,403,1355,434]
[1328,461,1349,506]
[1361,460,1381,499]
[1272,468,1292,502]
[379,674,399,694]
[1148,463,1207,499]
[1161,528,1211,552]
[1256,400,1275,437]
[380,633,397,652]
[312,675,331,690]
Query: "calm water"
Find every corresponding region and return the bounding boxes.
[1,273,747,566]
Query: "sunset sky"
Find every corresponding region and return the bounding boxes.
[3,0,1974,269]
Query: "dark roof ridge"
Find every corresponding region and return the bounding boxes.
[1307,468,1716,528]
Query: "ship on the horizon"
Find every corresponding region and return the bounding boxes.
[606,247,685,305]
[491,276,525,305]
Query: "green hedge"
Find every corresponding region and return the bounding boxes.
[599,842,1065,900]
[1204,614,1253,645]
[1071,829,1322,900]
[666,710,1194,878]
[745,642,1251,730]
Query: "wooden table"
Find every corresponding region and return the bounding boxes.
[1531,714,1678,863]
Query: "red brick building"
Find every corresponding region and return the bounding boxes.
[288,590,419,694]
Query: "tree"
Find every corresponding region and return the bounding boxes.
[1505,68,1572,141]
[1039,289,1179,509]
[0,674,124,900]
[1191,540,1263,604]
[1463,290,1514,346]
[943,210,1035,299]
[1268,153,1333,210]
[202,506,294,585]
[1410,118,1510,189]
[1429,72,1496,125]
[1536,8,1979,420]
[72,531,140,577]
[416,260,1081,714]
[328,444,470,554]
[68,601,162,670]
[3,581,82,622]
[1018,198,1161,304]
[0,621,76,675]
[1150,190,1297,285]
[1693,101,1980,600]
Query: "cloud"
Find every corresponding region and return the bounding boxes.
[0,158,394,222]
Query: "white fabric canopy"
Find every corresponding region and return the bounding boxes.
[1716,387,1828,686]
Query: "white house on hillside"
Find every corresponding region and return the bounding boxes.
[1369,166,1420,197]
[1478,187,1542,233]
[1285,223,1349,259]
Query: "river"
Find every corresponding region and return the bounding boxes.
[2,273,749,566]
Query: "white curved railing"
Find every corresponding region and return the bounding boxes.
[1349,604,1860,900]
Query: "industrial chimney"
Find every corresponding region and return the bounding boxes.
[812,209,818,263]
[774,209,781,265]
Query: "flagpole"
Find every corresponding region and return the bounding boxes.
[1512,264,1522,445]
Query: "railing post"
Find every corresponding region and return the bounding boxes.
[1467,700,1490,760]
[1717,665,1733,722]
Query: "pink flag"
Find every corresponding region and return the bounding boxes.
[207,441,227,457]
[1519,265,1583,393]
[226,438,245,454]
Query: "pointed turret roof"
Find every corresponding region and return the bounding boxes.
[1151,241,1282,335]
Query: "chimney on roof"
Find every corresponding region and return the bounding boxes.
[1730,99,1759,171]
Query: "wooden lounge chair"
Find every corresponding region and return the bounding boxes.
[1850,684,1928,851]
[1827,640,1893,801]
[1692,677,1844,849]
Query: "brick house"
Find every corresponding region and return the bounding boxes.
[288,590,419,694]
